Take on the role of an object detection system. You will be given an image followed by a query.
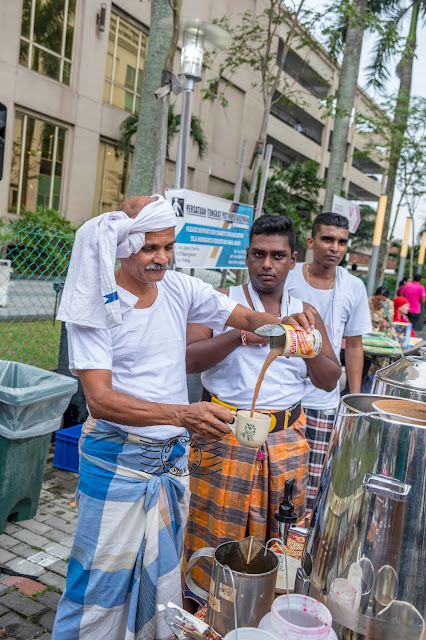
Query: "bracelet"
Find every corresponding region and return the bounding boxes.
[240,330,248,346]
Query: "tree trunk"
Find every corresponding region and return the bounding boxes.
[248,95,272,207]
[126,0,173,197]
[323,0,368,212]
[154,0,180,192]
[376,0,419,284]
[154,98,169,191]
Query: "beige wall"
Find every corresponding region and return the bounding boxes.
[0,0,387,225]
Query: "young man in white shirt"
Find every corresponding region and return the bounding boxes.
[184,215,341,599]
[286,212,372,510]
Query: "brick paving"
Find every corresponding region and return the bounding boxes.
[0,458,79,639]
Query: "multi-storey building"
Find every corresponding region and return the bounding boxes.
[0,0,387,226]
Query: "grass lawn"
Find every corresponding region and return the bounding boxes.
[0,320,62,370]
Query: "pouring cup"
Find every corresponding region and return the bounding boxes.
[227,410,272,448]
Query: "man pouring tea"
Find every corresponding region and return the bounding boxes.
[52,198,331,640]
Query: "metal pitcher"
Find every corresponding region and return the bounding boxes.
[184,536,278,637]
[297,394,425,640]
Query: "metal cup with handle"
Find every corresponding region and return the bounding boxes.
[184,537,279,637]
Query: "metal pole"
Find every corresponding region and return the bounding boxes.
[367,246,379,297]
[220,140,248,289]
[395,217,411,293]
[254,143,273,221]
[367,195,387,297]
[417,232,426,276]
[173,76,195,189]
[172,76,195,272]
[234,140,248,202]
[397,257,406,291]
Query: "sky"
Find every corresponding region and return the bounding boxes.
[305,0,426,242]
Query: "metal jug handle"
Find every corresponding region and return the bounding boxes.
[184,547,215,601]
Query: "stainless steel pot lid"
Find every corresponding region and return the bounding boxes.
[375,348,426,390]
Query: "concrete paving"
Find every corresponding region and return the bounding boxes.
[0,456,78,639]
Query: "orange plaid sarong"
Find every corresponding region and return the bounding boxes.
[184,412,309,595]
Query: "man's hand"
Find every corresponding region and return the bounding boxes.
[281,306,317,333]
[178,402,235,440]
[245,331,269,346]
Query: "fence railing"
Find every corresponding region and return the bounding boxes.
[0,223,74,370]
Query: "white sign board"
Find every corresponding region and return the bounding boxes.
[331,195,361,233]
[165,188,253,269]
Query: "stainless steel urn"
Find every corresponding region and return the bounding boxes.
[372,347,426,401]
[299,394,425,640]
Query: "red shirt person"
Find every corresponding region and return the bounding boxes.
[400,274,425,331]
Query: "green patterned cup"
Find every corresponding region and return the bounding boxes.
[227,410,271,448]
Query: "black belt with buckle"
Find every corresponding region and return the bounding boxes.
[201,387,302,433]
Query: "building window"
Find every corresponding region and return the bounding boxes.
[20,0,77,86]
[104,12,147,113]
[93,141,133,217]
[9,112,66,213]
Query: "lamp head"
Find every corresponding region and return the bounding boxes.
[180,27,205,79]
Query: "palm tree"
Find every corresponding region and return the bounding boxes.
[323,0,369,211]
[368,0,426,283]
[119,104,208,162]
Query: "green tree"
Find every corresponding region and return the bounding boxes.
[126,0,175,196]
[350,204,376,251]
[262,161,324,238]
[356,95,426,276]
[223,160,324,240]
[0,208,77,276]
[368,0,426,283]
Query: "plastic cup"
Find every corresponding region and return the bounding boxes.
[271,594,332,639]
[224,628,278,640]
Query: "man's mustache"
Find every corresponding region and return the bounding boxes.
[145,263,170,271]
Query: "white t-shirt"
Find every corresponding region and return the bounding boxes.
[67,270,237,439]
[201,284,308,409]
[286,264,372,410]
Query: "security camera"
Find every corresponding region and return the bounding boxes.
[154,84,171,100]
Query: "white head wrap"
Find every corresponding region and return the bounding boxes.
[57,195,176,329]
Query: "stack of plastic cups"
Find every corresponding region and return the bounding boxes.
[259,594,337,639]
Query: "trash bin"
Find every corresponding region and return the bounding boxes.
[0,360,78,533]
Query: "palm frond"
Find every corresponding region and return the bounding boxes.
[365,5,409,90]
[118,113,138,153]
[368,0,404,14]
[190,115,208,159]
[120,103,208,161]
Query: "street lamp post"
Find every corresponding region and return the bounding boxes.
[418,232,426,276]
[173,26,205,189]
[396,217,412,289]
[367,195,387,296]
[159,17,231,191]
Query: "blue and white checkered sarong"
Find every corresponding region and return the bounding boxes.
[52,419,190,640]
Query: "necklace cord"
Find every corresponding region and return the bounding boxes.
[306,264,335,290]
